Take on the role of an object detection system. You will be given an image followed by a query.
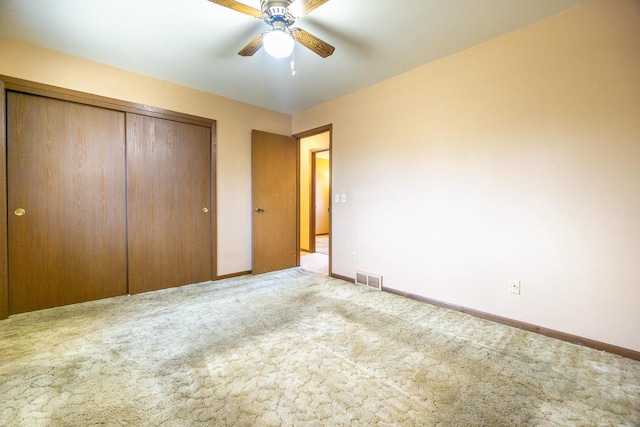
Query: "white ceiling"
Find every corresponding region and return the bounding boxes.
[0,0,589,114]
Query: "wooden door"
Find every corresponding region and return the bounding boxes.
[7,92,127,314]
[251,130,298,274]
[127,114,212,294]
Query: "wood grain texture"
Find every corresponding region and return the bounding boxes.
[210,122,218,280]
[7,92,128,314]
[1,76,214,128]
[238,33,264,56]
[291,28,335,58]
[216,270,252,280]
[252,130,298,274]
[127,114,212,294]
[207,0,263,18]
[0,82,7,319]
[1,77,218,313]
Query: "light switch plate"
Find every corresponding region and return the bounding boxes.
[334,194,340,203]
[341,194,347,203]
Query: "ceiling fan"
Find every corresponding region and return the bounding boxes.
[208,0,335,59]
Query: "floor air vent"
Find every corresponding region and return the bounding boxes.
[355,271,383,291]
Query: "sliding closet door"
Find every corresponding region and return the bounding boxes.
[127,114,212,294]
[7,92,127,314]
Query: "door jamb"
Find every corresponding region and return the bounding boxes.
[310,151,318,254]
[0,80,7,319]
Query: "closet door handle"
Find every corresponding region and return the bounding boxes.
[14,208,26,217]
[202,207,209,213]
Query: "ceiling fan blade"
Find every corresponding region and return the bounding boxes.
[207,0,263,18]
[287,0,330,18]
[238,33,264,56]
[291,28,335,58]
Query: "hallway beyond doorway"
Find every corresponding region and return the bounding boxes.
[300,252,328,275]
[301,235,329,275]
[315,235,328,255]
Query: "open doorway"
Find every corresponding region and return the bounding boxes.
[297,128,331,276]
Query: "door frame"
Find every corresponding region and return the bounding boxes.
[0,79,8,319]
[0,75,218,319]
[294,124,333,275]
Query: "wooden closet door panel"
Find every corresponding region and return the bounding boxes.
[127,114,212,294]
[7,92,127,314]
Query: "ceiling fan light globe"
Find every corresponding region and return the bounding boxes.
[263,30,295,58]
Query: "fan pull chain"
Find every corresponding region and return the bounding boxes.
[291,44,296,77]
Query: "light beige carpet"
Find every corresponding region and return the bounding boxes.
[1,269,639,426]
[315,235,329,255]
[300,252,329,276]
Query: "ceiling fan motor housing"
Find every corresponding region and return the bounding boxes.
[261,0,296,26]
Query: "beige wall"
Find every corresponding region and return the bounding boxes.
[293,0,640,351]
[299,132,330,251]
[0,37,291,276]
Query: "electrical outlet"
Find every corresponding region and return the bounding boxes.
[350,252,356,262]
[509,280,521,295]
